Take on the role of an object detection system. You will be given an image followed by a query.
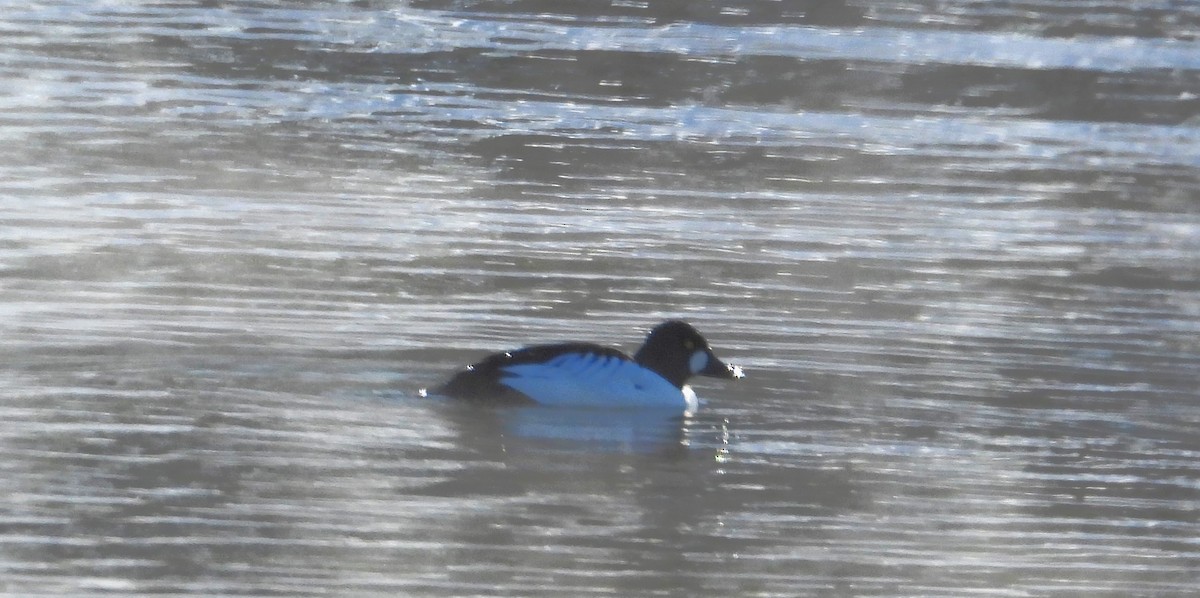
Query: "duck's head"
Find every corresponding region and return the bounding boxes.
[633,320,744,389]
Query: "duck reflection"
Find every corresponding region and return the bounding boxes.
[496,406,691,452]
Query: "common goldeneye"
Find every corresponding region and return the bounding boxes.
[433,320,744,410]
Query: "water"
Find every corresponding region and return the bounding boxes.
[2,1,1199,595]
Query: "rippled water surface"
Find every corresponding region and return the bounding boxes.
[3,1,1199,596]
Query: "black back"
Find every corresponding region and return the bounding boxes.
[435,342,633,403]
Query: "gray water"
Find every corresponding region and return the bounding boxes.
[3,1,1199,596]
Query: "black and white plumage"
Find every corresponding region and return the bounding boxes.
[433,320,744,410]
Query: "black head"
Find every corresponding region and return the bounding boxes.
[633,320,743,389]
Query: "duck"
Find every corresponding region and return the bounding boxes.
[432,320,744,411]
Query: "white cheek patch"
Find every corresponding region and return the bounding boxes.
[688,349,709,374]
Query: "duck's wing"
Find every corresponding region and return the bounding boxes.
[435,343,632,403]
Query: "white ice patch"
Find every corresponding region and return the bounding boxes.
[499,352,689,410]
[688,350,708,374]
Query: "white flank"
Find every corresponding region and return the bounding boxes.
[499,353,689,410]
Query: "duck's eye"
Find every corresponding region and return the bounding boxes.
[683,339,695,351]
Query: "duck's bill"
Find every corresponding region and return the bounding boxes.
[700,353,745,380]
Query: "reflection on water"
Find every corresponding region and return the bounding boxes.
[2,0,1199,595]
[491,406,691,451]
